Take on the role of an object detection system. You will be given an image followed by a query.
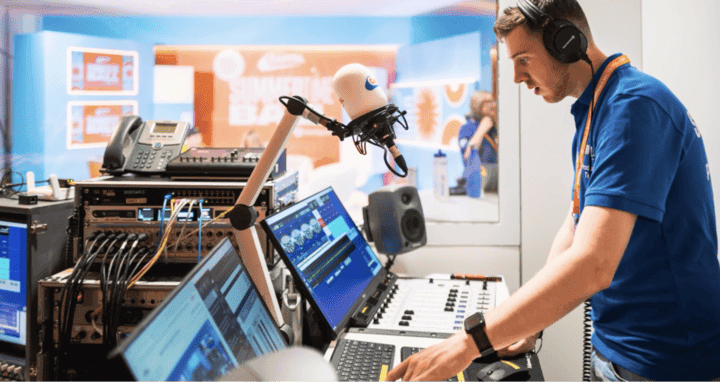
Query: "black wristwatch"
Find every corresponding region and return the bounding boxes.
[464,312,495,357]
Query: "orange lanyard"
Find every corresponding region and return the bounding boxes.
[573,55,630,226]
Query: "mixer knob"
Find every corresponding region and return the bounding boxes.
[404,310,414,315]
[377,313,383,319]
[401,315,412,320]
[398,321,409,326]
[380,308,386,313]
[444,307,454,312]
[373,318,380,324]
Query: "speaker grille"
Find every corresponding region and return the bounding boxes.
[401,209,425,243]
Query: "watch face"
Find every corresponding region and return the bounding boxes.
[465,312,485,332]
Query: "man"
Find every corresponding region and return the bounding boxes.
[386,0,720,380]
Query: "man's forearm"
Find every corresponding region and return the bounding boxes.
[484,245,605,351]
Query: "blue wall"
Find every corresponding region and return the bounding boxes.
[42,14,494,46]
[42,16,413,45]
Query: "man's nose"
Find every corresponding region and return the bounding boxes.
[513,66,526,84]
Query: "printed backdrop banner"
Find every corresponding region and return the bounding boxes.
[155,46,396,168]
[67,101,138,149]
[390,80,478,191]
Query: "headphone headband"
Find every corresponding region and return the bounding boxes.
[517,0,550,25]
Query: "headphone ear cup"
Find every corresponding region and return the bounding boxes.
[543,19,588,63]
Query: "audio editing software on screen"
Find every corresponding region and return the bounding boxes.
[0,221,28,346]
[264,188,382,330]
[119,239,285,381]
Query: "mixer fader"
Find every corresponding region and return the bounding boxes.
[368,276,509,334]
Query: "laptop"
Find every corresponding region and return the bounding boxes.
[261,187,492,381]
[111,238,287,381]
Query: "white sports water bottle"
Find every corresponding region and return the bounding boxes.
[433,150,449,199]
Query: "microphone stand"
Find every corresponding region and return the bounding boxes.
[226,100,303,327]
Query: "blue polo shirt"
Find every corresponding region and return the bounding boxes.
[571,53,720,380]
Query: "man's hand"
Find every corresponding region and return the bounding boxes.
[385,331,479,381]
[496,332,540,358]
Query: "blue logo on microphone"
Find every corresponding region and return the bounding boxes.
[365,76,379,90]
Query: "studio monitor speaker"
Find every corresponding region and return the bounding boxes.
[363,185,427,255]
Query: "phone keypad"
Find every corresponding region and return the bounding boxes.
[130,146,176,171]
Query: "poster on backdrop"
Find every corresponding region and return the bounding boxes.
[154,46,396,173]
[67,47,139,95]
[66,100,138,150]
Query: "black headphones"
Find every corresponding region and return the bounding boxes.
[517,0,588,64]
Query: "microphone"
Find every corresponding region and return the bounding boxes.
[332,63,409,176]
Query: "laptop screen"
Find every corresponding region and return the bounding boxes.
[261,187,383,332]
[114,238,286,381]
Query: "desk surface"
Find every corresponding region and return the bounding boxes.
[0,196,73,215]
[418,190,499,223]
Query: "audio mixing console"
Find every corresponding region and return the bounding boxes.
[368,276,508,334]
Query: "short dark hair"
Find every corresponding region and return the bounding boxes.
[494,0,592,42]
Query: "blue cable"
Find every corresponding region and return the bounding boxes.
[198,199,204,263]
[158,194,172,248]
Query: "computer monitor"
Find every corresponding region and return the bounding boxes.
[0,220,28,346]
[260,187,384,337]
[112,238,286,381]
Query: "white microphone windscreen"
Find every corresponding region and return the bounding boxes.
[332,63,388,120]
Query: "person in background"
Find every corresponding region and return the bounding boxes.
[387,0,720,380]
[464,92,498,193]
[457,91,498,198]
[182,126,205,151]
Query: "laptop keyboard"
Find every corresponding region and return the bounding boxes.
[330,339,395,381]
[401,347,466,381]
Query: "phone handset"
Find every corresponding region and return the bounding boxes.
[103,115,143,174]
[101,116,191,175]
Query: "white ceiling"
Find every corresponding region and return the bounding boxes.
[1,0,496,16]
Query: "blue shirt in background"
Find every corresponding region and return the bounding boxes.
[571,53,720,380]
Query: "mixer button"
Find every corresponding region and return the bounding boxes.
[401,315,412,320]
[445,307,454,312]
[399,321,409,326]
[404,310,414,315]
[447,298,456,303]
[373,318,380,324]
[446,303,455,308]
